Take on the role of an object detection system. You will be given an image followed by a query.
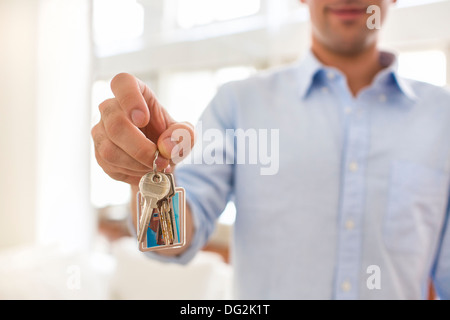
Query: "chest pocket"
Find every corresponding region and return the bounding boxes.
[383,161,449,254]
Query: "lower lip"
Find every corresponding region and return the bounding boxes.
[329,9,366,20]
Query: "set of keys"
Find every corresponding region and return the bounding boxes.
[136,150,186,252]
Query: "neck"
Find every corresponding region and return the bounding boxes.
[311,39,383,97]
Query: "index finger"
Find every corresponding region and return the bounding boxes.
[99,98,170,169]
[110,72,150,128]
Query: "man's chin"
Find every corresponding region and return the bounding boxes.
[324,33,376,56]
[329,43,368,56]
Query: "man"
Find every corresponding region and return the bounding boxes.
[91,0,450,299]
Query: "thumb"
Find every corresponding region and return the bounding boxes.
[157,122,195,165]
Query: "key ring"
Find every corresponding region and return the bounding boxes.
[153,150,159,173]
[152,150,161,182]
[153,149,171,174]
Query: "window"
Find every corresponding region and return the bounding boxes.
[93,0,144,55]
[219,202,237,225]
[398,50,447,87]
[176,0,261,29]
[396,0,449,8]
[159,66,256,125]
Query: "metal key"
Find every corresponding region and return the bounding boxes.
[156,172,175,245]
[164,172,176,199]
[164,172,178,242]
[137,171,171,243]
[158,198,173,245]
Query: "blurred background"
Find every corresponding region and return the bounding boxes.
[0,0,449,299]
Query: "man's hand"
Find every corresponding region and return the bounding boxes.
[91,73,195,186]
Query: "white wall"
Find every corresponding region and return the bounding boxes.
[35,0,94,251]
[0,0,39,249]
[0,0,94,251]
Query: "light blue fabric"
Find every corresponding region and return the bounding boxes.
[146,50,450,299]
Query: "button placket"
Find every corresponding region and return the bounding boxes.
[334,99,370,299]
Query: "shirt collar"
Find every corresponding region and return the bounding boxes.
[297,50,324,99]
[373,51,418,101]
[297,49,418,102]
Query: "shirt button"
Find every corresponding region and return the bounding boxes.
[345,219,355,230]
[327,72,335,80]
[341,281,352,292]
[379,94,387,102]
[344,107,352,114]
[322,86,329,93]
[349,162,358,172]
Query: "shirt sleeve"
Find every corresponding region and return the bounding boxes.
[139,83,237,265]
[432,190,450,299]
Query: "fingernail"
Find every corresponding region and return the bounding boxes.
[160,137,178,158]
[131,110,145,127]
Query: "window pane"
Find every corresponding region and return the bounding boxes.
[176,0,261,29]
[160,66,255,125]
[93,0,144,46]
[214,0,261,22]
[396,0,449,8]
[219,202,236,225]
[398,50,446,87]
[159,70,217,125]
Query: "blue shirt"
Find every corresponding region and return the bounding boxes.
[148,50,450,299]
